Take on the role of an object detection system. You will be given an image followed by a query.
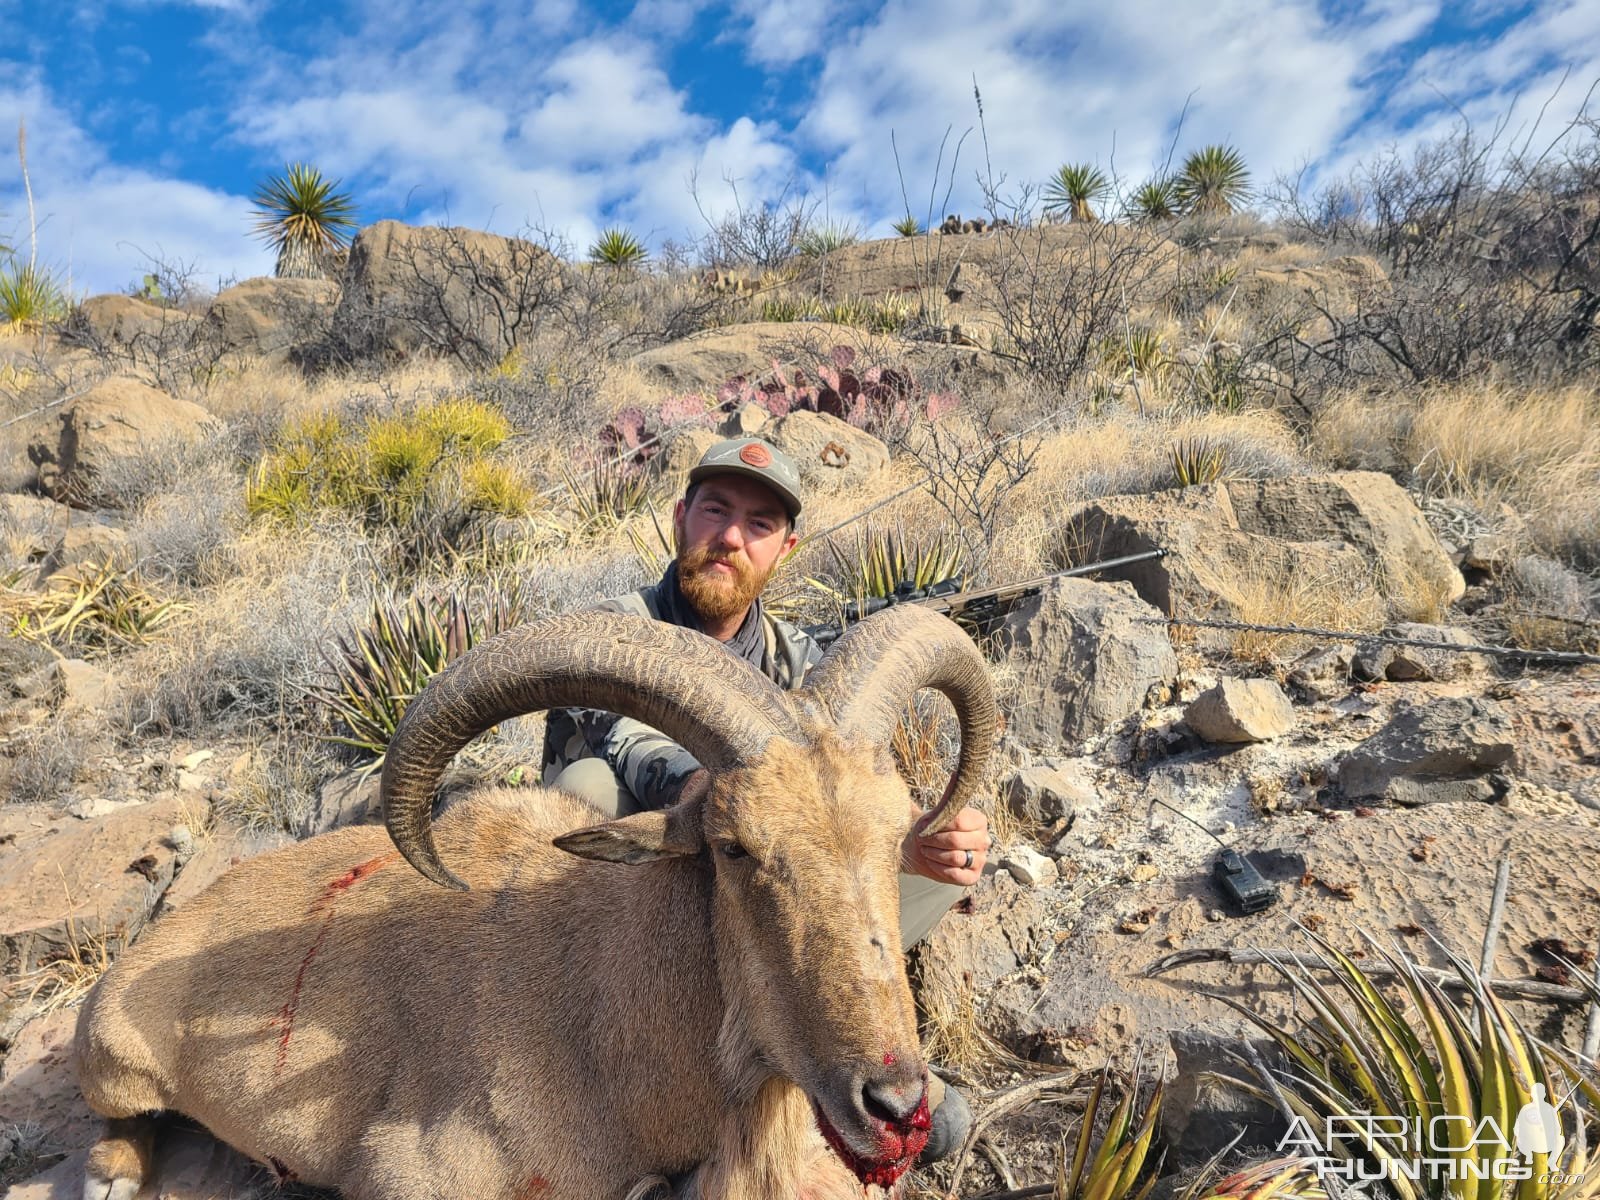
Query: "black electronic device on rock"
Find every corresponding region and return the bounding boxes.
[1212,847,1278,914]
[1147,795,1279,917]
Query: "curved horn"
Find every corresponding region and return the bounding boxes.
[381,611,803,890]
[800,605,998,834]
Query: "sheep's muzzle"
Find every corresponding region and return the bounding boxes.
[812,1093,931,1188]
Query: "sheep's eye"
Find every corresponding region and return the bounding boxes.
[719,841,748,860]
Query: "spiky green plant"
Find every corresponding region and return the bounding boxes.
[4,560,189,653]
[1043,163,1112,223]
[1188,1158,1329,1200]
[1176,145,1250,216]
[810,519,966,611]
[892,215,923,237]
[0,259,66,329]
[250,163,358,280]
[1128,178,1180,222]
[310,581,535,766]
[563,458,651,534]
[1217,932,1600,1200]
[760,293,826,323]
[1053,1068,1164,1200]
[797,223,860,257]
[1171,436,1229,487]
[458,459,532,517]
[588,227,649,266]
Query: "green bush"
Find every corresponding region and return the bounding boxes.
[245,399,524,533]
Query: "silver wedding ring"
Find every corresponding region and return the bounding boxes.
[963,849,975,870]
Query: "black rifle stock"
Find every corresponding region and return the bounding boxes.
[802,549,1168,647]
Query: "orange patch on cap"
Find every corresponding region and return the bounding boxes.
[739,442,772,467]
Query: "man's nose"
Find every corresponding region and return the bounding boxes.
[716,520,746,551]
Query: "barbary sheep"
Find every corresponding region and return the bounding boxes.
[75,605,997,1199]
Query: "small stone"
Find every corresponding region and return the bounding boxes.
[1001,847,1058,888]
[1184,678,1296,744]
[179,749,215,771]
[55,658,121,715]
[1002,764,1091,824]
[66,795,124,820]
[1130,864,1159,883]
[1286,645,1354,701]
[176,769,208,793]
[1381,624,1488,682]
[1207,908,1227,922]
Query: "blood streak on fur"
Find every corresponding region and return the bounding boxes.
[882,1052,896,1066]
[267,853,399,1075]
[515,1176,551,1198]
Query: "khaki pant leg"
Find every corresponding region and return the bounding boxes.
[899,873,965,948]
[550,758,644,821]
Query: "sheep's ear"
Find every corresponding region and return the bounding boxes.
[554,792,706,865]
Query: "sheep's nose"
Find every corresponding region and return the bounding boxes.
[861,1067,927,1128]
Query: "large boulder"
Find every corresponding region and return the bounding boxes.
[1224,473,1464,609]
[913,870,1051,1003]
[204,276,338,359]
[329,220,568,366]
[72,294,199,351]
[997,577,1178,750]
[1337,697,1517,805]
[27,378,218,508]
[1062,474,1454,627]
[766,410,890,497]
[627,322,875,395]
[0,494,132,578]
[1061,481,1374,627]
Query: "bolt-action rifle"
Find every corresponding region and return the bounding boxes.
[802,548,1168,648]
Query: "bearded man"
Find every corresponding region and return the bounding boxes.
[539,437,989,1160]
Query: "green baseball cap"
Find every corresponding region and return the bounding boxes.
[688,437,803,520]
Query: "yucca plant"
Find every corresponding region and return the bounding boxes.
[415,397,513,454]
[458,458,533,517]
[1171,436,1229,487]
[1186,1158,1329,1200]
[1128,179,1181,222]
[5,560,189,652]
[892,215,923,237]
[1177,145,1250,216]
[1044,163,1112,223]
[812,519,966,609]
[797,223,860,257]
[562,457,651,534]
[0,259,66,329]
[1215,932,1600,1200]
[250,163,358,280]
[589,227,649,266]
[310,581,535,766]
[1053,1067,1165,1200]
[760,293,826,323]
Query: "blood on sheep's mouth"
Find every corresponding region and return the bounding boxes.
[812,1095,931,1189]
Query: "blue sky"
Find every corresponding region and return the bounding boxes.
[3,0,1598,294]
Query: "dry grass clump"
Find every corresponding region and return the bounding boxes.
[216,729,332,834]
[1313,381,1600,567]
[1200,549,1386,666]
[5,718,86,805]
[20,889,119,1015]
[127,460,246,586]
[115,521,377,735]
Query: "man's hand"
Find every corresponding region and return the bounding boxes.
[901,804,990,887]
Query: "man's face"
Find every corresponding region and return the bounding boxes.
[674,474,799,623]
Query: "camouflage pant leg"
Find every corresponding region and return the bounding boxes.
[899,873,965,948]
[550,758,645,821]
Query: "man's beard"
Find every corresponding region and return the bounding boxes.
[677,543,771,624]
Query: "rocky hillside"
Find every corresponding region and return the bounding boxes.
[1,212,1597,1198]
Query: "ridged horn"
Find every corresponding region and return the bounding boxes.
[381,611,803,890]
[799,605,998,834]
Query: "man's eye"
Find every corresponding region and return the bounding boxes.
[719,842,748,859]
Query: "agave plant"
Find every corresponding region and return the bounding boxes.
[811,518,967,609]
[250,163,358,280]
[1187,1157,1329,1200]
[1216,931,1600,1200]
[797,223,860,257]
[310,581,535,766]
[1128,178,1180,222]
[1171,436,1229,487]
[0,259,66,329]
[1054,1067,1165,1200]
[1176,145,1250,216]
[589,227,649,266]
[892,214,923,237]
[1044,163,1112,223]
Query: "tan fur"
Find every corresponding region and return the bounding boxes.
[76,734,929,1200]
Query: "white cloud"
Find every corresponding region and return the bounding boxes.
[0,68,270,294]
[727,0,847,67]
